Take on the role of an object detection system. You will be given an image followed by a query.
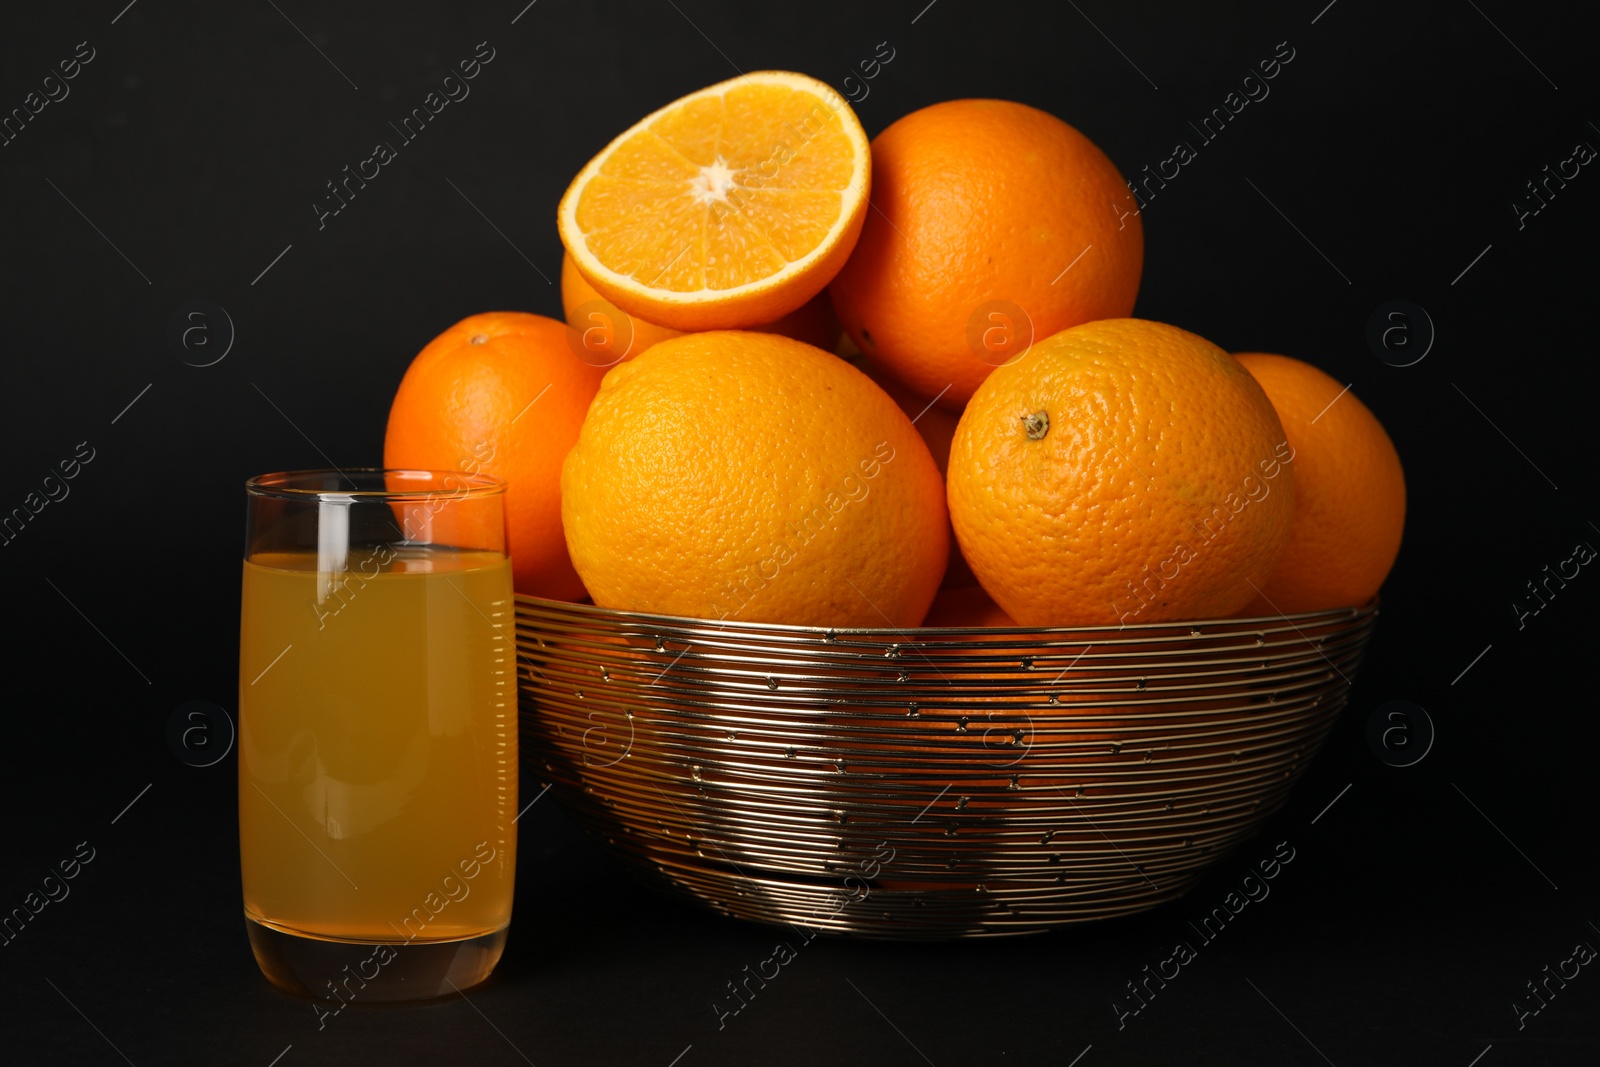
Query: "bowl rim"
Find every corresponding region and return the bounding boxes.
[512,592,1379,639]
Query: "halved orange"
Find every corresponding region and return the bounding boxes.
[557,71,871,332]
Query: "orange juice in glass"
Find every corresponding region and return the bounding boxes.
[239,469,516,1003]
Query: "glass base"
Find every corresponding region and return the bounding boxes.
[245,916,508,1004]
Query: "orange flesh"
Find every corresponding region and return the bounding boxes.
[572,82,860,294]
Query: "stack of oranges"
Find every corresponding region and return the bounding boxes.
[385,71,1405,629]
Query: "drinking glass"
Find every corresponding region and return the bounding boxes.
[238,469,516,1005]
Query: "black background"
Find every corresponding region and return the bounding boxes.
[3,0,1597,1063]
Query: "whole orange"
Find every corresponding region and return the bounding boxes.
[947,319,1294,626]
[560,253,841,365]
[383,312,605,600]
[1233,353,1406,613]
[829,98,1143,410]
[560,331,948,627]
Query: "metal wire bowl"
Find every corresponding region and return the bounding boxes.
[514,596,1378,940]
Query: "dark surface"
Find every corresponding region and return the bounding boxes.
[2,0,1597,1063]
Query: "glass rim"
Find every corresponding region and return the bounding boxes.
[244,467,507,503]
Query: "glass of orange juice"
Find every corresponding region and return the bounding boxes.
[238,469,516,1008]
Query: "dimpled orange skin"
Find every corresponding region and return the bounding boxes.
[947,319,1295,627]
[383,312,605,601]
[560,253,842,362]
[561,331,948,627]
[1234,353,1406,614]
[829,99,1143,411]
